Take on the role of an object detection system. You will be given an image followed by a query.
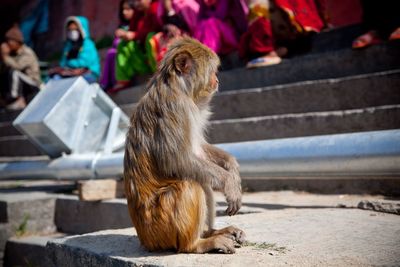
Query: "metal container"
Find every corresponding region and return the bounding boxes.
[13,77,129,158]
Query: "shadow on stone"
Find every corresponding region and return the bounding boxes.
[62,233,174,258]
[229,202,337,210]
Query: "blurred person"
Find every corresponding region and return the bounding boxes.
[0,25,40,110]
[239,0,282,68]
[100,0,135,90]
[148,23,185,64]
[240,0,325,68]
[158,0,200,35]
[113,0,161,92]
[352,0,400,49]
[49,16,100,83]
[20,0,49,48]
[193,0,248,55]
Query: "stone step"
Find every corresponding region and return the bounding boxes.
[2,69,400,141]
[55,196,132,235]
[217,42,400,92]
[118,69,400,120]
[310,24,365,54]
[110,42,400,105]
[46,206,400,267]
[209,104,400,143]
[54,195,263,235]
[0,192,57,258]
[0,122,19,137]
[4,234,64,267]
[0,136,43,157]
[2,104,399,157]
[0,110,20,124]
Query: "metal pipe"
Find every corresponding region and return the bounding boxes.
[0,130,399,180]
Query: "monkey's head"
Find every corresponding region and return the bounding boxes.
[158,37,220,108]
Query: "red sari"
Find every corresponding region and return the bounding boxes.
[274,0,324,32]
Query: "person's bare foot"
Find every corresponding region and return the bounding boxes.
[389,27,400,41]
[6,96,26,110]
[352,30,381,49]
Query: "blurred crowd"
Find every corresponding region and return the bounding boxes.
[0,0,399,110]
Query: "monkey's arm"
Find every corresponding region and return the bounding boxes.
[202,144,240,175]
[161,147,241,216]
[202,144,242,215]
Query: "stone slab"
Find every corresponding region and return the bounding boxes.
[110,43,400,106]
[0,192,57,257]
[241,177,400,196]
[217,42,400,92]
[357,200,400,215]
[56,190,381,236]
[46,208,400,266]
[4,233,64,267]
[0,136,43,157]
[209,105,400,143]
[55,196,132,235]
[54,195,264,235]
[119,70,400,120]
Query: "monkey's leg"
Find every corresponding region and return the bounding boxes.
[203,184,215,232]
[173,181,237,254]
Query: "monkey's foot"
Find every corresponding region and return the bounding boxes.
[211,226,246,245]
[211,235,236,254]
[192,235,236,254]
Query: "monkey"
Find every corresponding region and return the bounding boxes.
[124,37,245,254]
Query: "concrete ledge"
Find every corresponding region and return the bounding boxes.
[119,70,400,120]
[0,192,57,257]
[54,195,264,235]
[55,196,132,235]
[209,105,400,143]
[210,70,400,120]
[0,136,43,157]
[217,42,400,92]
[242,177,400,196]
[46,208,400,266]
[4,234,64,267]
[110,43,400,106]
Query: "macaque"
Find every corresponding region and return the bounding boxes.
[124,37,245,253]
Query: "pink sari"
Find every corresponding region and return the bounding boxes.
[193,0,248,55]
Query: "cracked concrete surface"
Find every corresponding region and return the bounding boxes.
[46,191,400,267]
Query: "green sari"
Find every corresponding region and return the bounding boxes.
[115,33,156,82]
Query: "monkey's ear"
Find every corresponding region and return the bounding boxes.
[173,51,193,75]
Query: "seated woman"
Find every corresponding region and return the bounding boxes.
[113,0,161,91]
[158,0,200,35]
[49,16,100,83]
[100,0,134,91]
[193,0,248,55]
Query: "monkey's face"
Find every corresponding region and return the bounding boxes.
[159,37,220,108]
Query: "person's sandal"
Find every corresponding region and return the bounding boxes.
[389,27,400,41]
[246,56,282,69]
[6,97,26,110]
[352,31,381,49]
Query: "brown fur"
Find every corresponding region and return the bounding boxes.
[124,37,245,253]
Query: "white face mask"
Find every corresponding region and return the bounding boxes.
[67,30,80,41]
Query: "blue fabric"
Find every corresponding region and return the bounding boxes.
[20,0,49,47]
[60,16,100,79]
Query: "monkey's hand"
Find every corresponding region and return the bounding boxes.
[224,173,242,216]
